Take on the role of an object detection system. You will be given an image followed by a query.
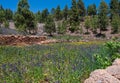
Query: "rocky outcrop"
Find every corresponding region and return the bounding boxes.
[84,59,120,83]
[0,35,47,45]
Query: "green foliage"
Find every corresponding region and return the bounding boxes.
[87,4,97,16]
[44,15,56,36]
[91,15,99,33]
[70,0,79,23]
[55,5,62,21]
[0,9,5,27]
[17,0,30,13]
[14,0,36,34]
[4,20,9,28]
[85,16,91,33]
[35,9,49,23]
[77,0,86,17]
[69,22,79,33]
[63,5,69,20]
[1,40,120,83]
[0,5,4,10]
[35,11,42,23]
[5,9,13,21]
[0,42,103,83]
[0,5,12,28]
[94,41,120,69]
[98,0,109,31]
[41,8,49,22]
[111,14,120,33]
[105,41,120,55]
[57,21,67,34]
[14,13,25,31]
[69,0,80,33]
[51,8,55,15]
[110,0,119,19]
[94,54,111,68]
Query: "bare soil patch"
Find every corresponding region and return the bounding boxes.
[0,35,47,46]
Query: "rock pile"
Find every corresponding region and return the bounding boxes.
[0,35,47,45]
[84,59,120,83]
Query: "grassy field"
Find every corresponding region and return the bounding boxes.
[0,41,119,83]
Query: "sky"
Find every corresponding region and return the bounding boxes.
[0,0,110,13]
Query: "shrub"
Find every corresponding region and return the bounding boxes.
[57,21,67,34]
[94,41,120,68]
[4,20,9,28]
[111,14,120,33]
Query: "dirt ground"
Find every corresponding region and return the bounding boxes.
[0,35,47,46]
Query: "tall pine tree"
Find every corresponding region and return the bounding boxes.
[5,9,13,21]
[44,15,56,36]
[35,11,43,23]
[41,8,49,22]
[14,0,36,34]
[0,5,5,28]
[69,0,79,33]
[63,5,69,20]
[111,14,120,33]
[98,0,109,32]
[87,4,97,16]
[70,0,79,23]
[110,0,119,19]
[55,5,62,21]
[77,0,86,17]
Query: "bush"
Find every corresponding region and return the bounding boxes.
[94,41,120,68]
[4,20,9,28]
[105,41,120,55]
[85,16,91,33]
[111,14,120,33]
[57,21,67,34]
[44,15,56,36]
[69,22,79,33]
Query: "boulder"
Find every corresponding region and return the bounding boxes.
[112,59,120,65]
[84,59,120,83]
[106,66,120,80]
[84,69,120,83]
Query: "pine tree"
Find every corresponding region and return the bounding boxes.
[50,8,55,19]
[0,5,3,10]
[5,9,13,21]
[35,11,42,23]
[4,20,9,28]
[110,0,119,19]
[85,16,91,34]
[91,15,99,33]
[70,0,78,23]
[41,8,49,22]
[77,0,86,17]
[44,15,56,36]
[55,5,62,21]
[98,0,109,33]
[63,5,69,20]
[51,8,55,15]
[0,5,5,28]
[17,0,30,14]
[57,21,67,34]
[69,0,79,33]
[111,14,120,33]
[87,4,97,16]
[14,0,36,34]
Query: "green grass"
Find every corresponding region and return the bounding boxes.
[0,41,118,83]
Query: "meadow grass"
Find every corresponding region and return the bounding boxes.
[0,41,112,83]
